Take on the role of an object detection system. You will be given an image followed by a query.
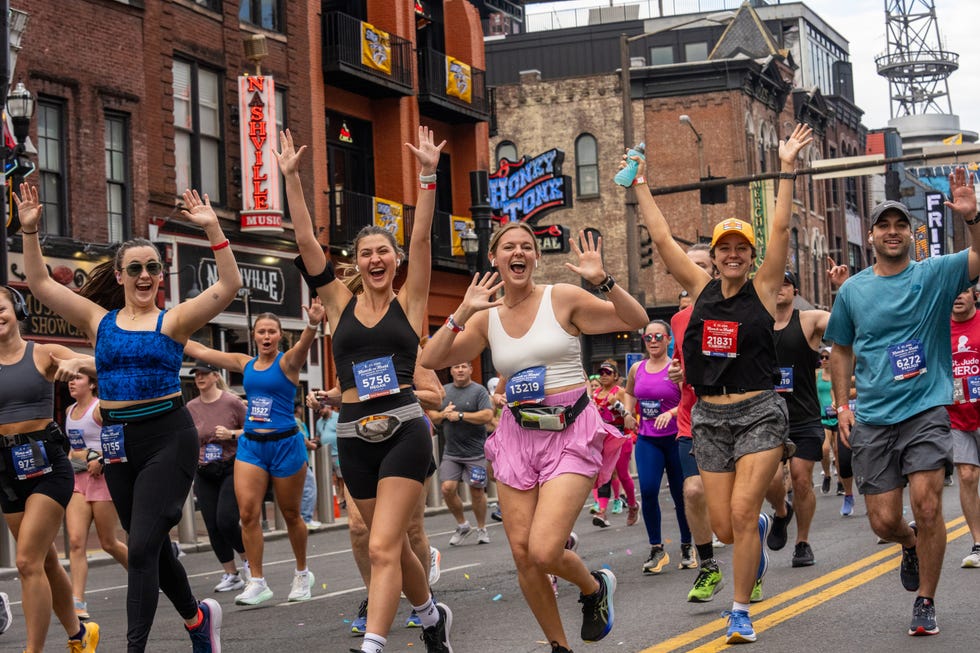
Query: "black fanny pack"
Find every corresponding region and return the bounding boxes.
[509,391,590,432]
[242,426,299,442]
[104,396,185,423]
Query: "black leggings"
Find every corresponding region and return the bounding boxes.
[103,406,199,652]
[194,463,244,564]
[835,430,853,480]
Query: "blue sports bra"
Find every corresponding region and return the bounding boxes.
[95,310,184,401]
[243,352,298,432]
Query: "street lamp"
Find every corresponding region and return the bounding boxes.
[620,11,734,299]
[460,226,479,274]
[1,80,37,286]
[679,114,708,236]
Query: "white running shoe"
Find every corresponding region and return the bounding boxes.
[0,591,11,634]
[962,545,980,568]
[429,546,442,586]
[476,527,491,544]
[214,573,245,593]
[287,571,315,602]
[240,563,251,583]
[235,580,273,606]
[449,523,472,546]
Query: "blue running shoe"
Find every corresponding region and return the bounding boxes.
[405,610,422,628]
[724,609,757,643]
[579,569,616,642]
[757,513,772,582]
[351,598,368,636]
[186,599,222,653]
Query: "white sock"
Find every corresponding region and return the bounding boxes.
[250,576,266,586]
[361,633,386,652]
[732,601,750,613]
[295,568,308,575]
[412,595,440,628]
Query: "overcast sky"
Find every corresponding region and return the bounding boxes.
[526,1,979,135]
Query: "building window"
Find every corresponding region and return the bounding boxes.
[37,98,68,236]
[193,0,220,10]
[684,42,708,62]
[575,133,599,197]
[848,242,863,272]
[105,113,131,242]
[789,227,799,275]
[495,141,517,168]
[239,0,283,32]
[173,59,223,203]
[649,45,673,65]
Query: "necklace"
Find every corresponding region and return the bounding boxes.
[504,285,536,309]
[128,307,156,321]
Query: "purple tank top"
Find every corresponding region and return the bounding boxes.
[633,360,680,437]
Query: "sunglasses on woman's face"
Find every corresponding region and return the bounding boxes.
[643,333,667,343]
[820,356,830,361]
[599,369,615,376]
[124,261,163,277]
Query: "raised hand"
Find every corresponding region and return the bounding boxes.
[304,296,326,325]
[945,166,978,218]
[456,271,504,320]
[274,128,307,178]
[405,125,446,176]
[179,189,219,229]
[13,183,43,232]
[826,255,850,288]
[565,230,606,285]
[779,123,814,166]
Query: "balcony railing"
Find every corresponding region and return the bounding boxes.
[417,48,490,123]
[327,189,415,253]
[322,11,414,97]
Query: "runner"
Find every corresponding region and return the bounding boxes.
[816,347,856,516]
[65,372,128,621]
[420,221,648,652]
[827,167,980,636]
[17,184,236,652]
[591,360,638,529]
[630,123,813,644]
[185,360,249,593]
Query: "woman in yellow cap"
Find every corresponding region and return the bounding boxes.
[625,123,812,645]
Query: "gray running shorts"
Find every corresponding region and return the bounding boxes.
[952,428,980,467]
[691,390,789,473]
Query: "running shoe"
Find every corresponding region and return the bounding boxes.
[840,495,855,517]
[491,505,503,522]
[687,561,723,602]
[944,474,954,487]
[589,502,600,514]
[304,520,322,530]
[550,573,559,597]
[836,481,845,496]
[235,580,274,606]
[592,510,611,528]
[74,597,90,620]
[240,562,251,583]
[186,599,221,653]
[449,523,472,546]
[821,475,831,495]
[901,522,920,592]
[609,498,624,514]
[961,544,980,568]
[566,531,579,551]
[792,541,815,567]
[679,543,698,569]
[419,602,453,652]
[550,643,572,653]
[723,609,756,643]
[626,503,640,526]
[214,573,245,593]
[405,610,422,628]
[475,527,491,544]
[172,541,187,558]
[643,546,669,574]
[0,591,10,634]
[750,579,763,603]
[67,621,100,653]
[429,546,442,586]
[579,569,616,642]
[909,596,938,636]
[351,598,368,635]
[712,534,725,548]
[757,513,772,582]
[287,570,314,602]
[767,501,792,551]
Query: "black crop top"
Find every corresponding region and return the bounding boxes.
[332,296,419,393]
[682,278,779,396]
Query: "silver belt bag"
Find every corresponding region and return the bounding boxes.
[337,402,425,443]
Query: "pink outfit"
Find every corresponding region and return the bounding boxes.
[67,399,113,502]
[633,359,680,437]
[73,470,113,502]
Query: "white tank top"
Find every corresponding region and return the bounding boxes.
[488,285,586,389]
[66,400,101,451]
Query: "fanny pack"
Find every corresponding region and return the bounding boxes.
[0,423,67,501]
[337,402,424,443]
[242,426,299,443]
[509,391,590,432]
[104,396,185,423]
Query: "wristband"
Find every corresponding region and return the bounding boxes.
[595,274,616,293]
[444,314,465,333]
[306,322,320,331]
[21,229,38,235]
[210,239,230,251]
[458,411,464,421]
[778,172,797,180]
[836,404,850,415]
[966,212,980,226]
[420,182,436,191]
[419,172,437,183]
[633,176,647,186]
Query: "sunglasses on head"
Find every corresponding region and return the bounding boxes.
[643,333,667,343]
[123,261,163,277]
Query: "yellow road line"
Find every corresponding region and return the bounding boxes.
[640,516,967,653]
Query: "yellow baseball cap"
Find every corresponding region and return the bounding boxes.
[710,218,756,248]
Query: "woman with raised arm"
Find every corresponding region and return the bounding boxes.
[184,298,325,606]
[419,223,648,653]
[276,126,452,653]
[15,184,241,653]
[628,123,813,645]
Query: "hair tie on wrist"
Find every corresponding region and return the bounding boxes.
[210,239,230,251]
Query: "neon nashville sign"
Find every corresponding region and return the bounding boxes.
[488,149,572,224]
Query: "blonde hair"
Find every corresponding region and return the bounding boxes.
[488,221,540,256]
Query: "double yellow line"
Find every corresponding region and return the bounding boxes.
[641,516,969,653]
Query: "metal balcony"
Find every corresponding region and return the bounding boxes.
[417,48,490,123]
[322,11,414,98]
[327,189,415,253]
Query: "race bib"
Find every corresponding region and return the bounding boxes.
[67,428,86,451]
[468,465,488,487]
[888,339,926,381]
[249,396,274,422]
[702,320,738,358]
[204,443,223,463]
[506,366,547,405]
[11,441,52,480]
[639,399,662,419]
[823,405,837,419]
[968,377,980,402]
[353,356,401,401]
[100,424,128,464]
[775,367,794,393]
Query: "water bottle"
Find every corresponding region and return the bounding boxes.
[614,142,646,187]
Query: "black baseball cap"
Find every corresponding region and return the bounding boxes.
[783,270,799,288]
[870,200,912,226]
[190,360,219,374]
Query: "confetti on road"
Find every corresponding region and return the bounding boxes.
[492,594,502,601]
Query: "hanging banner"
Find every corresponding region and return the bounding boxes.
[748,179,774,266]
[373,197,404,246]
[361,22,392,75]
[450,215,474,257]
[914,224,929,261]
[446,56,472,104]
[925,192,945,257]
[237,75,283,233]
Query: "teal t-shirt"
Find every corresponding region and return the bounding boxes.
[825,249,971,425]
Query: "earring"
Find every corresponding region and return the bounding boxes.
[490,259,497,268]
[354,264,360,272]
